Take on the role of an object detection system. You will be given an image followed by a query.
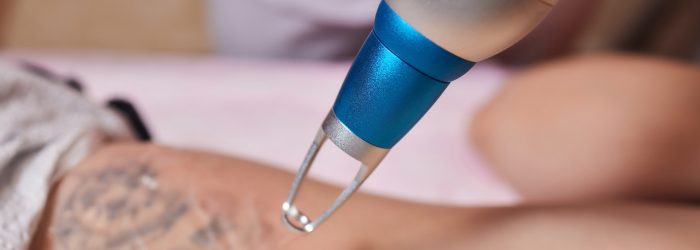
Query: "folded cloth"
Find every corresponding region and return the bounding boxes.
[0,61,133,249]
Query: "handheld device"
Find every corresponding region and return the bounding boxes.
[283,0,557,233]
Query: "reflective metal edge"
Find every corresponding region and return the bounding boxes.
[322,110,390,168]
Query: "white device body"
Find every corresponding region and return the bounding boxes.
[386,0,557,62]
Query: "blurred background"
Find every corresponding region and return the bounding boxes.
[0,0,698,205]
[1,0,698,62]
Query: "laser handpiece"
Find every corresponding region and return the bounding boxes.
[283,0,557,233]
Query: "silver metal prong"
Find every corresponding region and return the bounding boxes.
[281,128,326,232]
[281,127,378,233]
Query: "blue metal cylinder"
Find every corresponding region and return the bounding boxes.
[332,0,475,149]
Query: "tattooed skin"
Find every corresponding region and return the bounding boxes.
[50,163,238,250]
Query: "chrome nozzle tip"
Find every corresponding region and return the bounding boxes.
[280,111,390,234]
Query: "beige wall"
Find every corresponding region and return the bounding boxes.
[1,0,209,53]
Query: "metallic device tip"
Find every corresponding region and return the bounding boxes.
[281,112,388,233]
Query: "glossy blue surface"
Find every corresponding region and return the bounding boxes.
[373,1,474,82]
[333,32,448,148]
[331,0,475,148]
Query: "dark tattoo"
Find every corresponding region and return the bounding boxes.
[190,216,231,246]
[52,163,236,249]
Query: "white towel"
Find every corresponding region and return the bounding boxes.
[0,61,132,249]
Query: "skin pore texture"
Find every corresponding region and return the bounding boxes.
[29,54,700,249]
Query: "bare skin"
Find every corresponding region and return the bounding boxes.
[32,143,700,250]
[472,53,700,203]
[29,54,700,249]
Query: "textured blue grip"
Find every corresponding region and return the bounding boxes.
[373,1,474,82]
[333,32,447,148]
[332,1,475,149]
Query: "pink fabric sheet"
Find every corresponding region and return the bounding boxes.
[2,51,518,205]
